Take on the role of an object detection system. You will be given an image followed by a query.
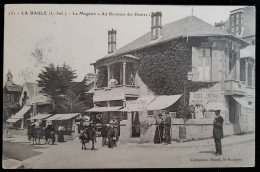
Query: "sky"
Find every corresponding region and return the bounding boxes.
[4,4,246,85]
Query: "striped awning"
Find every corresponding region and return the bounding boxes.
[147,94,182,111]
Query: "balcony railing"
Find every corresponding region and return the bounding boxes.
[224,80,246,96]
[93,85,140,102]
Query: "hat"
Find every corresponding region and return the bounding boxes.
[83,116,90,122]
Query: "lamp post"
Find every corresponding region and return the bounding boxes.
[180,71,193,140]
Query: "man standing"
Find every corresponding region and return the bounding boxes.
[101,120,108,146]
[213,110,224,155]
[164,111,171,144]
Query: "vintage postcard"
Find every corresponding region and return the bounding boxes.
[3,4,255,168]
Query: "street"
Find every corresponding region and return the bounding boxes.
[3,133,255,168]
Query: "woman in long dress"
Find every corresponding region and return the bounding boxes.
[154,114,164,144]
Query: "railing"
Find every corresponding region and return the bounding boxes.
[93,85,140,102]
[224,80,246,95]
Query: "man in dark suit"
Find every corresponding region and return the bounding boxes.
[213,110,224,155]
[164,111,172,144]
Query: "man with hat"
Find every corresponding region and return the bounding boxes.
[112,116,119,147]
[213,110,224,155]
[101,120,108,146]
[154,113,164,144]
[164,111,172,144]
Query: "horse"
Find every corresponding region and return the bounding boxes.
[31,126,42,145]
[79,125,96,150]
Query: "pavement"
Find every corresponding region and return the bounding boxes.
[2,132,255,168]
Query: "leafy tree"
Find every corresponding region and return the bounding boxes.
[37,63,90,114]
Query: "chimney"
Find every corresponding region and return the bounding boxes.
[151,12,162,40]
[108,29,117,54]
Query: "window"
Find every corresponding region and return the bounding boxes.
[198,48,211,81]
[11,94,14,102]
[229,49,237,80]
[230,12,243,36]
[6,94,10,102]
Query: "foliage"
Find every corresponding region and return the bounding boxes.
[138,38,217,120]
[37,63,91,114]
[96,66,107,88]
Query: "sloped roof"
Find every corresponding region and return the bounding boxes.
[6,84,23,92]
[96,16,234,63]
[6,70,13,77]
[25,82,44,97]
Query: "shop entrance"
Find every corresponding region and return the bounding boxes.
[131,111,140,137]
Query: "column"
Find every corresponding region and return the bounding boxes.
[94,67,97,89]
[21,118,24,129]
[245,60,248,86]
[252,64,255,87]
[94,102,97,108]
[107,101,110,107]
[123,62,126,85]
[107,65,110,87]
[236,47,240,81]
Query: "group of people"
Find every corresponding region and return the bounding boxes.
[27,121,65,145]
[100,117,119,148]
[154,111,172,144]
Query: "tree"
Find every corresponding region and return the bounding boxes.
[37,63,82,113]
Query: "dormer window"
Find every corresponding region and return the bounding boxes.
[230,10,243,37]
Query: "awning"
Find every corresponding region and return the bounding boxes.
[11,106,31,119]
[147,94,182,110]
[56,113,81,120]
[6,118,20,123]
[45,114,65,121]
[85,106,123,112]
[27,114,53,120]
[240,45,255,59]
[232,96,253,109]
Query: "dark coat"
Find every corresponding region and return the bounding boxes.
[213,116,224,139]
[107,125,114,139]
[164,116,171,130]
[101,124,108,137]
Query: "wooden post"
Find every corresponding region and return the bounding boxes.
[94,67,97,89]
[107,65,110,87]
[123,62,126,85]
[245,59,248,86]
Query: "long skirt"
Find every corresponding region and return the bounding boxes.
[154,126,163,144]
[58,131,64,142]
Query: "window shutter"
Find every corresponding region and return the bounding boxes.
[211,50,220,81]
[192,46,199,81]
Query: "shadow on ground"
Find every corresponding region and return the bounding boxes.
[3,141,47,161]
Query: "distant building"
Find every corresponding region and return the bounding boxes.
[3,70,23,120]
[6,82,52,129]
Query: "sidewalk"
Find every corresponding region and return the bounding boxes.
[127,132,255,149]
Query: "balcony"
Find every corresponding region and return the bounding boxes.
[93,85,140,102]
[246,86,255,97]
[224,80,246,96]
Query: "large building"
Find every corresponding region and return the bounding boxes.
[88,11,255,142]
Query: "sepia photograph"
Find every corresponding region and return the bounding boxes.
[2,4,255,168]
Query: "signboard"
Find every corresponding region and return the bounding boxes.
[189,92,223,105]
[93,92,124,102]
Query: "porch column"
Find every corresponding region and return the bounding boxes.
[21,118,24,129]
[123,62,126,85]
[252,64,255,87]
[107,101,110,107]
[94,102,96,107]
[236,48,240,81]
[94,67,97,89]
[245,59,248,86]
[107,65,110,87]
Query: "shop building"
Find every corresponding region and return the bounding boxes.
[88,11,254,142]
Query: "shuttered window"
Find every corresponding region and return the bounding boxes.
[197,48,211,81]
